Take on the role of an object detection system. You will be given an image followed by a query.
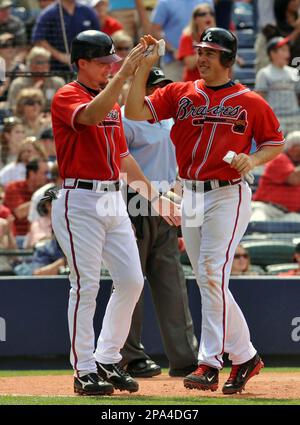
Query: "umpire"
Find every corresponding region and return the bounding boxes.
[120,67,198,378]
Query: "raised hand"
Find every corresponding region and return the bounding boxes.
[140,34,160,67]
[118,44,145,79]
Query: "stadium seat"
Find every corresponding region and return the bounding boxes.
[246,221,300,234]
[242,241,295,267]
[265,263,298,275]
[238,48,256,68]
[233,66,256,83]
[236,29,256,48]
[242,233,297,243]
[180,251,191,266]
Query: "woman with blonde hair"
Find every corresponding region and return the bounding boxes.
[8,46,65,112]
[231,244,262,276]
[14,88,51,138]
[0,137,47,188]
[177,3,216,81]
[0,117,25,167]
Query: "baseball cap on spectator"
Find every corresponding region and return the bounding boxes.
[0,33,14,48]
[284,131,300,151]
[266,36,290,56]
[0,0,13,8]
[40,127,53,140]
[146,67,173,87]
[90,0,105,6]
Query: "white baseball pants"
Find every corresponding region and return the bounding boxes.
[52,188,144,377]
[182,181,257,369]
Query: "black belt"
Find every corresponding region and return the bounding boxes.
[186,179,242,193]
[76,180,120,192]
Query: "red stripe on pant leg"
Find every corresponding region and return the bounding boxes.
[220,184,242,358]
[65,190,81,377]
[215,355,223,368]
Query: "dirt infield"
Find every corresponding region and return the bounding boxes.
[0,371,300,399]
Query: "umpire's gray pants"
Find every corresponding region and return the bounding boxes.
[120,215,198,369]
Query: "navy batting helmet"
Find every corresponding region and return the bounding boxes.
[70,30,121,64]
[194,27,237,67]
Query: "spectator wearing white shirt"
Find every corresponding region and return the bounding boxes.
[255,36,300,135]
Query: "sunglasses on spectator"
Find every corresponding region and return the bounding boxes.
[234,254,249,259]
[115,46,131,52]
[22,99,42,106]
[194,11,215,18]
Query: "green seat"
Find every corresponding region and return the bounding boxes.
[242,241,296,268]
[265,263,298,275]
[180,251,191,266]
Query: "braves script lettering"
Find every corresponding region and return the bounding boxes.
[176,97,241,120]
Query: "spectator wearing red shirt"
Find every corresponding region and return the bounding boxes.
[3,158,49,239]
[279,243,300,276]
[0,203,16,248]
[91,0,123,36]
[252,131,300,221]
[177,3,216,82]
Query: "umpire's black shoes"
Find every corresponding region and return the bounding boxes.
[169,363,198,377]
[184,364,219,392]
[222,353,264,395]
[97,362,139,393]
[126,359,161,378]
[74,373,114,396]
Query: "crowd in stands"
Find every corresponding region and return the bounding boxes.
[0,0,300,277]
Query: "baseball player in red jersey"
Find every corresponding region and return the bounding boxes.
[51,30,180,396]
[125,28,285,395]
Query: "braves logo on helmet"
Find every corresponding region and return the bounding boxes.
[202,32,213,42]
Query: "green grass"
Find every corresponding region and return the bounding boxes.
[0,370,72,377]
[0,367,299,378]
[0,395,299,405]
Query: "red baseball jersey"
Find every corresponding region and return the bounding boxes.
[51,81,129,180]
[145,80,285,181]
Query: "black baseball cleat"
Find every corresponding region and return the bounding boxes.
[184,364,219,392]
[222,353,264,395]
[74,372,114,396]
[97,362,139,393]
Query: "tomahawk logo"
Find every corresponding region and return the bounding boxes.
[291,317,300,342]
[202,32,213,42]
[0,317,6,342]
